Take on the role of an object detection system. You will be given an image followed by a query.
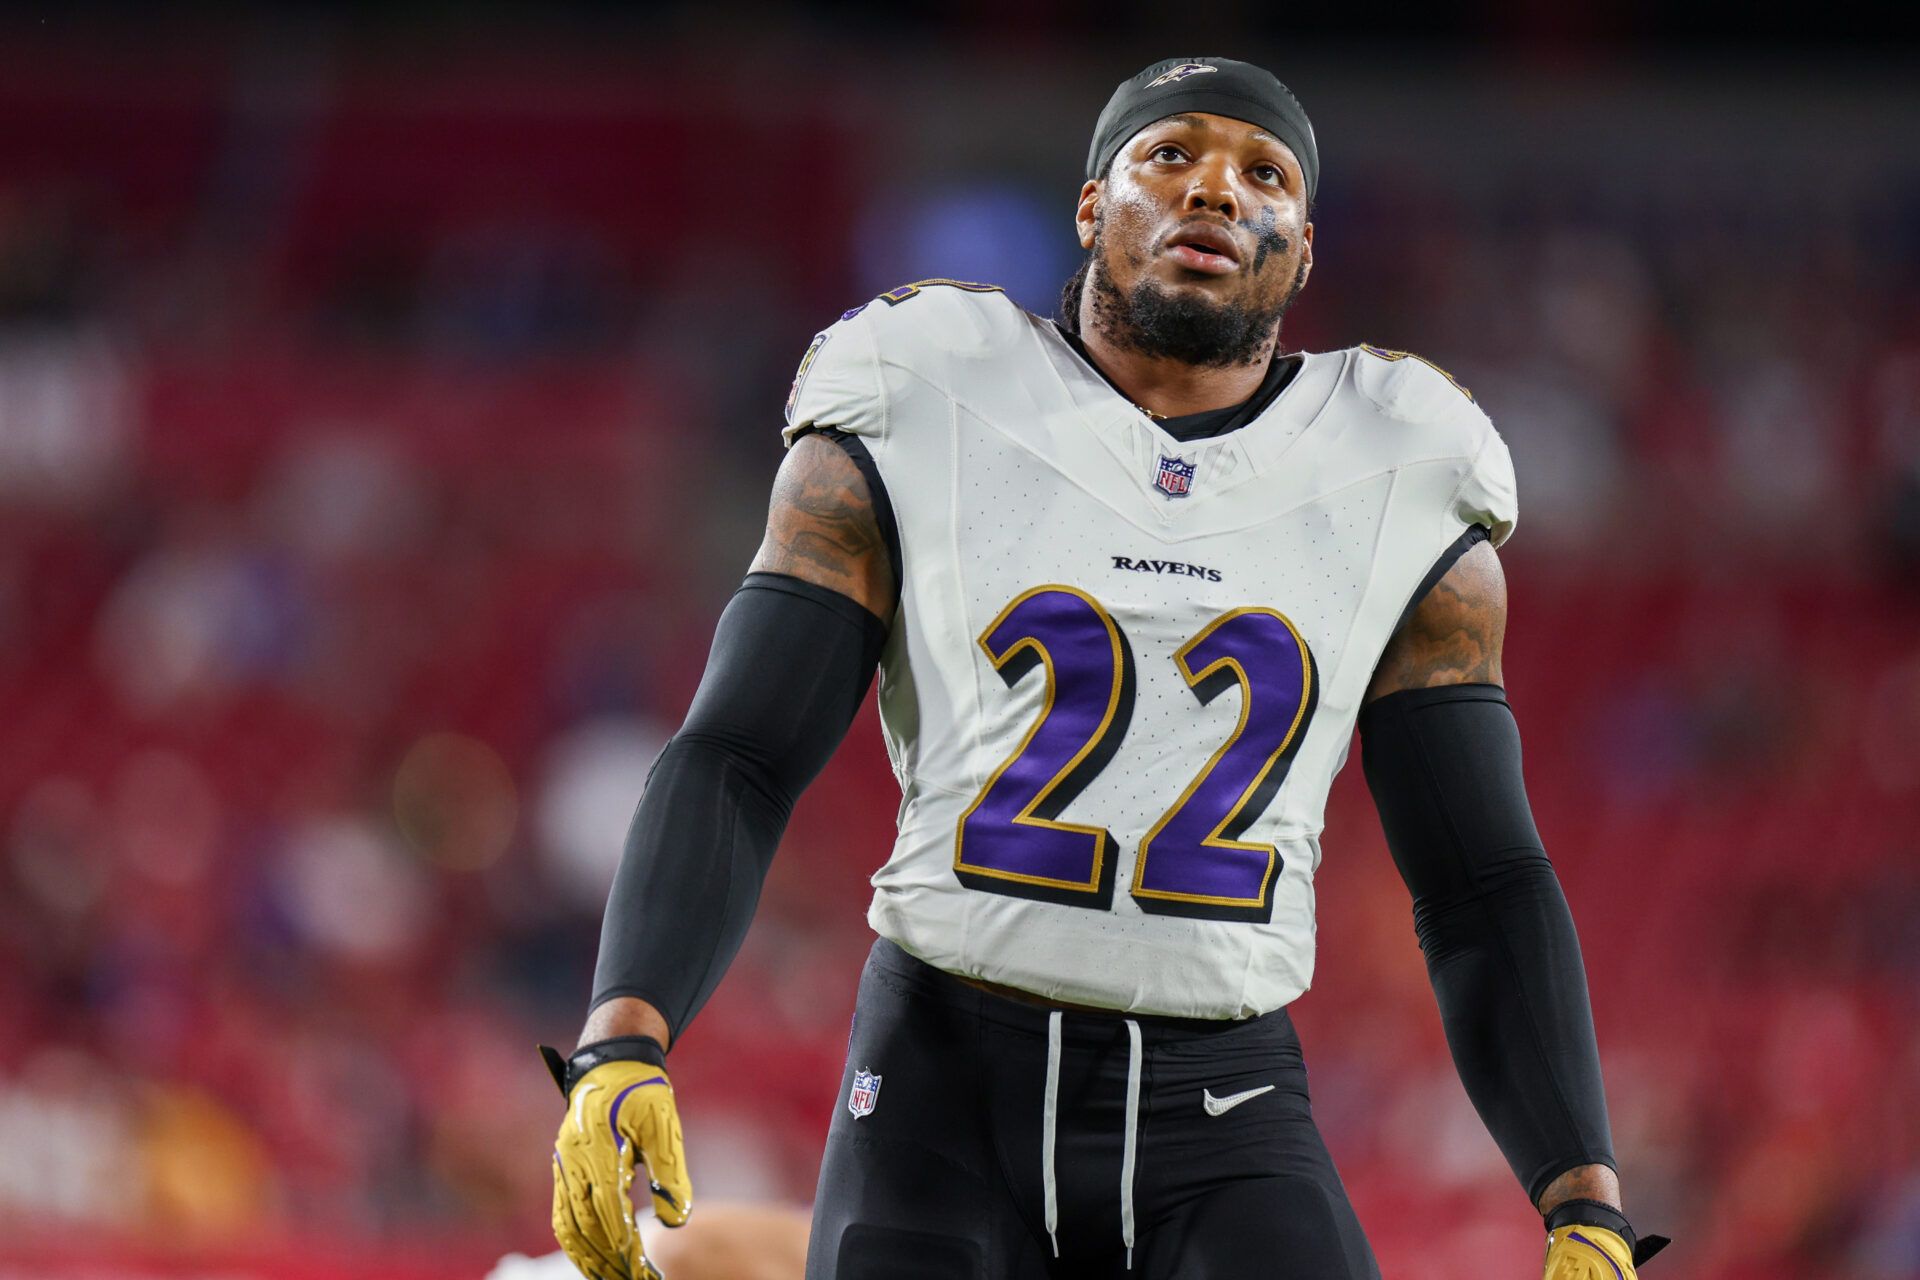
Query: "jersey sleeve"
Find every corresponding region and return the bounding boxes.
[1353,344,1519,548]
[781,304,885,446]
[1456,424,1518,547]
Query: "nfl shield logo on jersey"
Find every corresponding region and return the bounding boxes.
[1155,454,1197,498]
[847,1069,882,1118]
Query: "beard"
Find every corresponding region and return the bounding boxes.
[1080,231,1306,368]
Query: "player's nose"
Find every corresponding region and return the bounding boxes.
[1183,161,1238,221]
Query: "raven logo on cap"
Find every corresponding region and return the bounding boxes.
[1148,61,1218,87]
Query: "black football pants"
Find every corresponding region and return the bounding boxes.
[806,939,1381,1279]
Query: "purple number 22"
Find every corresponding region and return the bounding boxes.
[955,588,1316,924]
[953,587,1135,907]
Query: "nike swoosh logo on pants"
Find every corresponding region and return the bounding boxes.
[1203,1085,1275,1116]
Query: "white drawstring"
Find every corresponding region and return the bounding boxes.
[1042,1010,1063,1258]
[1121,1018,1142,1269]
[1042,1012,1147,1266]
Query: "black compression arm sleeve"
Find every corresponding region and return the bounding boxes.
[590,572,887,1042]
[1358,683,1615,1204]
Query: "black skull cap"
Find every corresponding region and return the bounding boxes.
[1087,57,1318,201]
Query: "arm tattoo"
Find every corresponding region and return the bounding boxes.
[750,433,896,621]
[1364,539,1506,702]
[1537,1163,1622,1216]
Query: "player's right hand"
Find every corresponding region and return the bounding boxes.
[542,1037,693,1280]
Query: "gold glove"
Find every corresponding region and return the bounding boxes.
[1543,1222,1638,1280]
[544,1041,692,1280]
[1541,1199,1669,1280]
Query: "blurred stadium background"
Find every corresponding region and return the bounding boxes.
[1,7,1916,1278]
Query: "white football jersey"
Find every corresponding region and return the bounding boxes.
[783,281,1517,1019]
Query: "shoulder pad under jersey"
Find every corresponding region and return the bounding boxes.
[1350,344,1516,546]
[781,280,1021,445]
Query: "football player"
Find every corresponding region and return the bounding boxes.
[545,56,1668,1279]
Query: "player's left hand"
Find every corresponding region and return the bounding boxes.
[1543,1223,1638,1279]
[542,1038,693,1280]
[1542,1202,1668,1279]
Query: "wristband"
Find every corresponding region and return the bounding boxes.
[539,1035,668,1098]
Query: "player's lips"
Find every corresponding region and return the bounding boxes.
[1163,223,1242,275]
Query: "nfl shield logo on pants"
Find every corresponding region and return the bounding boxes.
[848,1069,882,1118]
[1155,454,1196,498]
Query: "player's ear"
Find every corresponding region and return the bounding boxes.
[1297,218,1313,292]
[1075,179,1100,251]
